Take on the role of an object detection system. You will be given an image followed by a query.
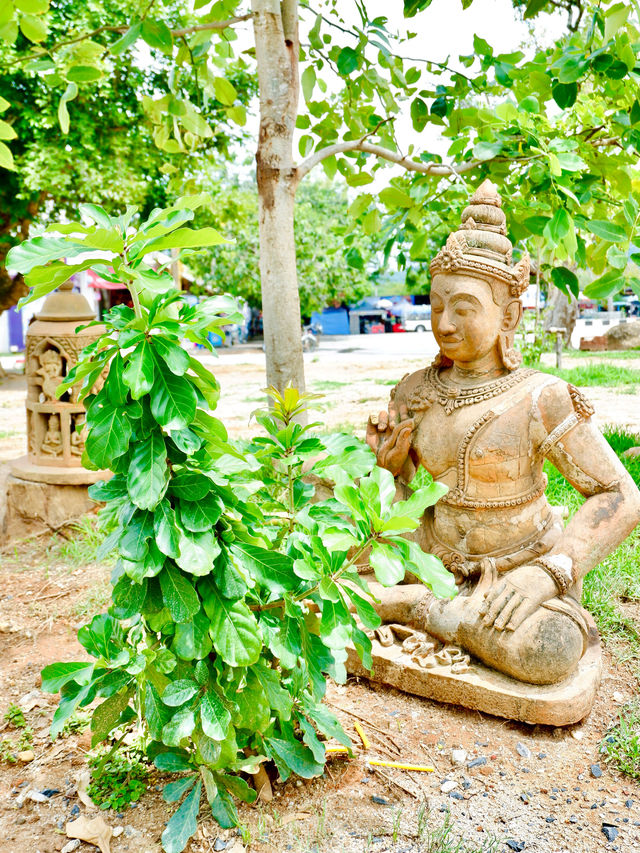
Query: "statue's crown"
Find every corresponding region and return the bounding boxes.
[430,179,530,298]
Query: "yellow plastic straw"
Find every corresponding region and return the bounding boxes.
[368,760,435,773]
[325,746,349,754]
[353,721,370,750]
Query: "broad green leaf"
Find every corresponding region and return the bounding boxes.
[163,776,196,803]
[159,565,200,622]
[176,528,219,576]
[172,611,213,661]
[586,221,627,242]
[161,779,201,853]
[128,431,169,510]
[85,401,132,469]
[141,17,173,52]
[15,0,49,11]
[213,77,237,106]
[0,119,17,141]
[123,340,155,399]
[163,679,199,707]
[230,542,297,592]
[178,494,222,532]
[111,575,147,620]
[337,46,359,75]
[370,542,405,586]
[379,187,413,208]
[403,539,457,598]
[201,689,231,741]
[550,267,579,299]
[298,715,325,763]
[552,82,577,109]
[151,337,190,375]
[6,235,86,273]
[150,355,197,429]
[0,140,15,170]
[91,690,131,746]
[307,704,351,747]
[83,228,123,252]
[154,500,180,558]
[67,65,103,83]
[57,82,78,134]
[19,259,99,306]
[473,139,502,161]
[605,2,630,41]
[145,682,171,739]
[606,244,628,271]
[201,579,261,667]
[41,662,94,693]
[143,226,229,254]
[20,12,48,42]
[154,750,192,772]
[583,270,625,299]
[265,736,323,781]
[110,21,142,55]
[301,65,316,102]
[162,707,196,746]
[410,97,429,131]
[170,471,212,500]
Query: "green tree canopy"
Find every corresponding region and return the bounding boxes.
[189,179,377,316]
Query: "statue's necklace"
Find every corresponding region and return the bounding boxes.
[413,366,536,415]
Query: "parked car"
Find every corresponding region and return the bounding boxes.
[399,305,431,332]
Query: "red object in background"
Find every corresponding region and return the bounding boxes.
[392,322,406,333]
[369,323,385,334]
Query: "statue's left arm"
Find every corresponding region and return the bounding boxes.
[540,383,640,584]
[480,381,640,632]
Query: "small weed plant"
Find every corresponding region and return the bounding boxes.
[4,704,26,728]
[88,747,149,810]
[8,200,454,853]
[601,701,640,781]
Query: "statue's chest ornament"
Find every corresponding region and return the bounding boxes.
[408,366,537,416]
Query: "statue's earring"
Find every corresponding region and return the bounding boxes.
[432,351,453,369]
[497,333,522,371]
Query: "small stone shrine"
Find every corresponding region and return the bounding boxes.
[2,281,107,541]
[353,180,640,726]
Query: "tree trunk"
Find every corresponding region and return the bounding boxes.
[252,0,305,394]
[543,287,578,346]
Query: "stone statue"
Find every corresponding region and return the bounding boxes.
[70,414,87,456]
[41,414,63,456]
[358,180,640,724]
[36,348,65,401]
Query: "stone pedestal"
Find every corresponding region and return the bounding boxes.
[3,474,99,542]
[346,614,602,726]
[3,281,109,543]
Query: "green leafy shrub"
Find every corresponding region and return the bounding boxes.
[8,200,454,853]
[601,700,640,781]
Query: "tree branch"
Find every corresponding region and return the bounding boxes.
[10,15,252,66]
[296,136,482,181]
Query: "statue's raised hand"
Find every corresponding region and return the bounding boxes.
[366,402,414,476]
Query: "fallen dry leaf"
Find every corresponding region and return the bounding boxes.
[66,814,112,853]
[74,769,97,809]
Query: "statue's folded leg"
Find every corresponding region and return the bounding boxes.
[366,576,586,686]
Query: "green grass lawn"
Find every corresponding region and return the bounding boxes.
[539,363,640,387]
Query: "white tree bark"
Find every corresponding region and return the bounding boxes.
[252,0,305,394]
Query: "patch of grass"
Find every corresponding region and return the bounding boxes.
[538,363,640,387]
[0,725,33,763]
[601,700,640,780]
[88,747,149,811]
[566,349,640,359]
[73,581,111,619]
[310,379,349,392]
[52,515,113,566]
[417,810,499,852]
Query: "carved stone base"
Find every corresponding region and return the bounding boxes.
[346,616,602,726]
[1,474,103,544]
[10,455,109,486]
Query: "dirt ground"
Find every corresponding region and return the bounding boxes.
[1,347,639,853]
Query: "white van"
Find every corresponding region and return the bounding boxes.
[400,306,431,332]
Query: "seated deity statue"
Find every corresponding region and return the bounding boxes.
[41,414,63,456]
[364,180,640,690]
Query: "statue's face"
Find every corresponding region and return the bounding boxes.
[431,273,504,365]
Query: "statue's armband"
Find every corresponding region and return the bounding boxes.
[539,384,594,459]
